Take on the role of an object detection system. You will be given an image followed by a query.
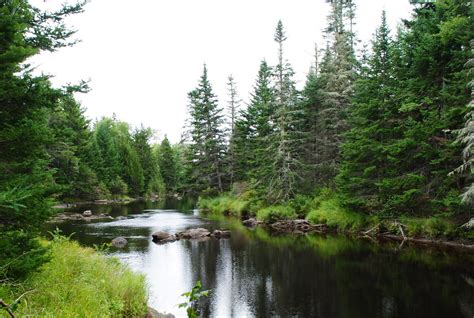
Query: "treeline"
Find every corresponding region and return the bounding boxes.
[49,104,183,201]
[0,0,183,279]
[182,0,473,216]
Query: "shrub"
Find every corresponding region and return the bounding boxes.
[256,205,296,223]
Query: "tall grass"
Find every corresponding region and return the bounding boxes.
[198,196,250,217]
[10,238,148,317]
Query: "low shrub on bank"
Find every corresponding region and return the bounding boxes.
[256,205,297,223]
[7,238,148,317]
[399,216,457,238]
[198,196,250,217]
[306,190,368,232]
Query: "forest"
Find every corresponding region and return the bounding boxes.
[0,0,473,317]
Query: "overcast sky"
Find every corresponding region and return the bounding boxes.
[30,0,413,143]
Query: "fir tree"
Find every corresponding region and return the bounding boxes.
[158,135,178,194]
[266,21,303,202]
[184,65,227,194]
[226,75,241,186]
[0,0,85,278]
[233,60,274,184]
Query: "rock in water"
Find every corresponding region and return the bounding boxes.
[242,218,262,228]
[146,307,175,318]
[175,228,210,239]
[111,237,127,248]
[152,231,176,243]
[211,229,231,238]
[82,210,92,217]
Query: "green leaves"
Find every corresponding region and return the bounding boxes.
[178,280,210,318]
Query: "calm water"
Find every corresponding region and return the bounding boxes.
[48,200,474,318]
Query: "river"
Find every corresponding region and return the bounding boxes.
[48,199,474,317]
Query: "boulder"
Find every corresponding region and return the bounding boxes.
[82,210,92,217]
[146,307,175,318]
[111,237,128,248]
[152,231,176,243]
[175,228,210,239]
[242,218,261,228]
[211,229,231,239]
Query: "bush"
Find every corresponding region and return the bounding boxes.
[198,196,250,217]
[306,192,367,232]
[256,205,297,223]
[13,238,148,317]
[400,216,457,238]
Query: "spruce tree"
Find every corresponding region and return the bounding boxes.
[233,60,274,184]
[158,135,178,194]
[133,126,163,196]
[314,1,356,185]
[226,75,241,186]
[450,39,474,204]
[184,65,227,194]
[337,11,399,212]
[0,0,85,278]
[266,21,303,202]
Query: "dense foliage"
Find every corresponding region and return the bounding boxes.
[184,0,473,221]
[0,0,176,280]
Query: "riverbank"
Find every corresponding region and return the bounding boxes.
[0,236,149,317]
[198,191,474,250]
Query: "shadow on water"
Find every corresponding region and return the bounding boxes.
[47,200,474,318]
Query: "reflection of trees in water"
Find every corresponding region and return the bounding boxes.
[180,228,473,318]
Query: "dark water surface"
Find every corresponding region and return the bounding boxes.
[48,200,474,317]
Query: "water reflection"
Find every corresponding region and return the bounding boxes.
[49,201,474,318]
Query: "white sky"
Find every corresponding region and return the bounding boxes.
[29,0,413,143]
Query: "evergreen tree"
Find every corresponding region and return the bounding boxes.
[233,60,274,184]
[184,65,227,194]
[0,0,85,278]
[158,135,178,194]
[226,75,241,185]
[266,21,303,202]
[300,45,325,191]
[112,121,144,196]
[450,38,474,204]
[339,1,473,214]
[337,11,400,212]
[49,94,98,199]
[133,126,163,196]
[315,1,356,185]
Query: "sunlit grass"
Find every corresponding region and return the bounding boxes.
[7,239,148,317]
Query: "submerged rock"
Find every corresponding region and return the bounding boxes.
[152,231,177,244]
[111,237,128,248]
[48,212,113,223]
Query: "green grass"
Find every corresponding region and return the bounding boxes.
[198,189,472,241]
[399,215,458,239]
[306,195,369,232]
[2,238,148,318]
[256,205,297,222]
[198,195,250,217]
